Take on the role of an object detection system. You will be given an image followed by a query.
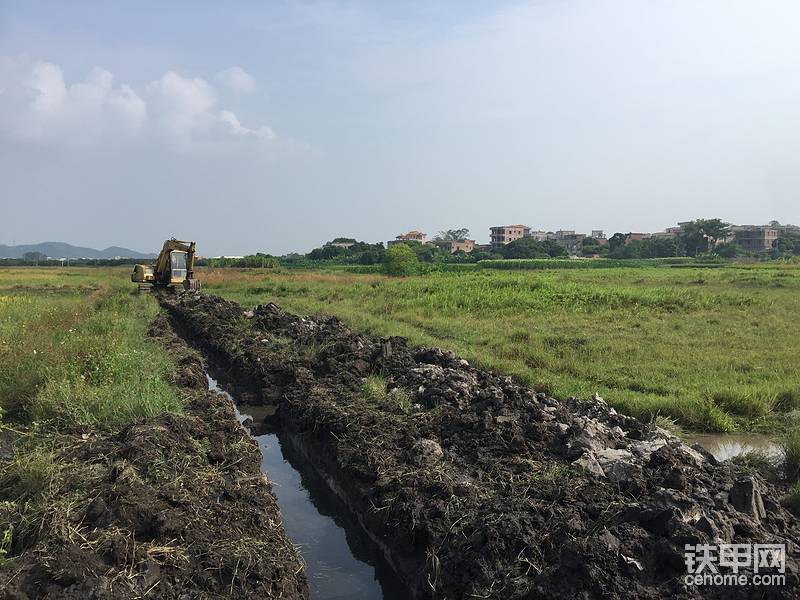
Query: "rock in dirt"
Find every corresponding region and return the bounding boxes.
[729,476,767,522]
[411,438,444,466]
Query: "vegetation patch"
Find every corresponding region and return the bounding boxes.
[201,264,800,433]
[361,374,413,414]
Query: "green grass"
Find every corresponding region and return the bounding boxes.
[360,374,413,414]
[478,257,701,269]
[200,263,800,433]
[0,270,180,427]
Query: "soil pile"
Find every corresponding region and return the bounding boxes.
[164,293,799,600]
[0,314,307,600]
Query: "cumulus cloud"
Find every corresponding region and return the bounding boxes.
[0,56,146,145]
[0,56,273,149]
[219,110,275,139]
[215,66,256,94]
[145,71,273,145]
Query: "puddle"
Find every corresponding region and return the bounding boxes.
[688,433,783,461]
[207,374,409,600]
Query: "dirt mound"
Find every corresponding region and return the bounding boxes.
[0,314,307,600]
[164,293,800,600]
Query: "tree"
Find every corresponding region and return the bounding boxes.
[384,244,420,276]
[771,234,800,259]
[308,245,348,260]
[434,228,470,241]
[581,237,608,257]
[501,237,567,259]
[713,242,744,258]
[608,233,626,252]
[679,219,730,256]
[22,251,47,263]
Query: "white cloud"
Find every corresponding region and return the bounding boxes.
[215,66,256,94]
[0,56,273,150]
[0,56,146,145]
[145,70,273,146]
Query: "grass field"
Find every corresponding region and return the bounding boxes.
[2,264,799,434]
[0,268,180,428]
[199,263,800,433]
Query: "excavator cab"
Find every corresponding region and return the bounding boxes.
[170,251,187,284]
[132,239,201,292]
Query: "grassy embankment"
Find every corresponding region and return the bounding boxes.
[200,263,800,434]
[0,267,181,564]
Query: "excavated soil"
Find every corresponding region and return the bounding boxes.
[163,292,800,600]
[0,314,307,600]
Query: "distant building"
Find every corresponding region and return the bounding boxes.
[527,230,549,242]
[433,239,476,254]
[732,226,779,253]
[652,226,683,239]
[589,230,609,246]
[551,230,586,255]
[388,230,428,247]
[326,241,354,249]
[625,232,650,244]
[490,225,530,249]
[777,223,800,236]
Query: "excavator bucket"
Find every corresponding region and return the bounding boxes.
[183,278,202,292]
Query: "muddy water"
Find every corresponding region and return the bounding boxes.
[206,374,409,600]
[688,433,782,461]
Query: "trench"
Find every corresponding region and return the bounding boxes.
[206,372,411,600]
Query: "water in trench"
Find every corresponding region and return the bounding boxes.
[688,433,783,461]
[206,374,410,600]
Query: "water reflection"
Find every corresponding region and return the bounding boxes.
[206,373,409,600]
[689,433,782,461]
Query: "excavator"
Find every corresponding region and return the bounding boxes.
[131,239,201,292]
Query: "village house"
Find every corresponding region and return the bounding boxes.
[489,225,530,249]
[732,225,780,253]
[388,230,428,247]
[590,230,609,246]
[651,226,683,239]
[527,230,549,242]
[550,230,586,255]
[433,239,476,254]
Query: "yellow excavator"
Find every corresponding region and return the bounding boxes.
[131,239,201,292]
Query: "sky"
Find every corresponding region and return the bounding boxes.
[1,1,799,255]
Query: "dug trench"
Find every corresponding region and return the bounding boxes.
[161,292,800,600]
[0,314,308,599]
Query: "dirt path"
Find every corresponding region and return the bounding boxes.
[0,313,307,600]
[163,292,799,600]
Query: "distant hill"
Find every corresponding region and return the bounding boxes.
[0,242,156,260]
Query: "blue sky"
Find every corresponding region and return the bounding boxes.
[2,1,800,255]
